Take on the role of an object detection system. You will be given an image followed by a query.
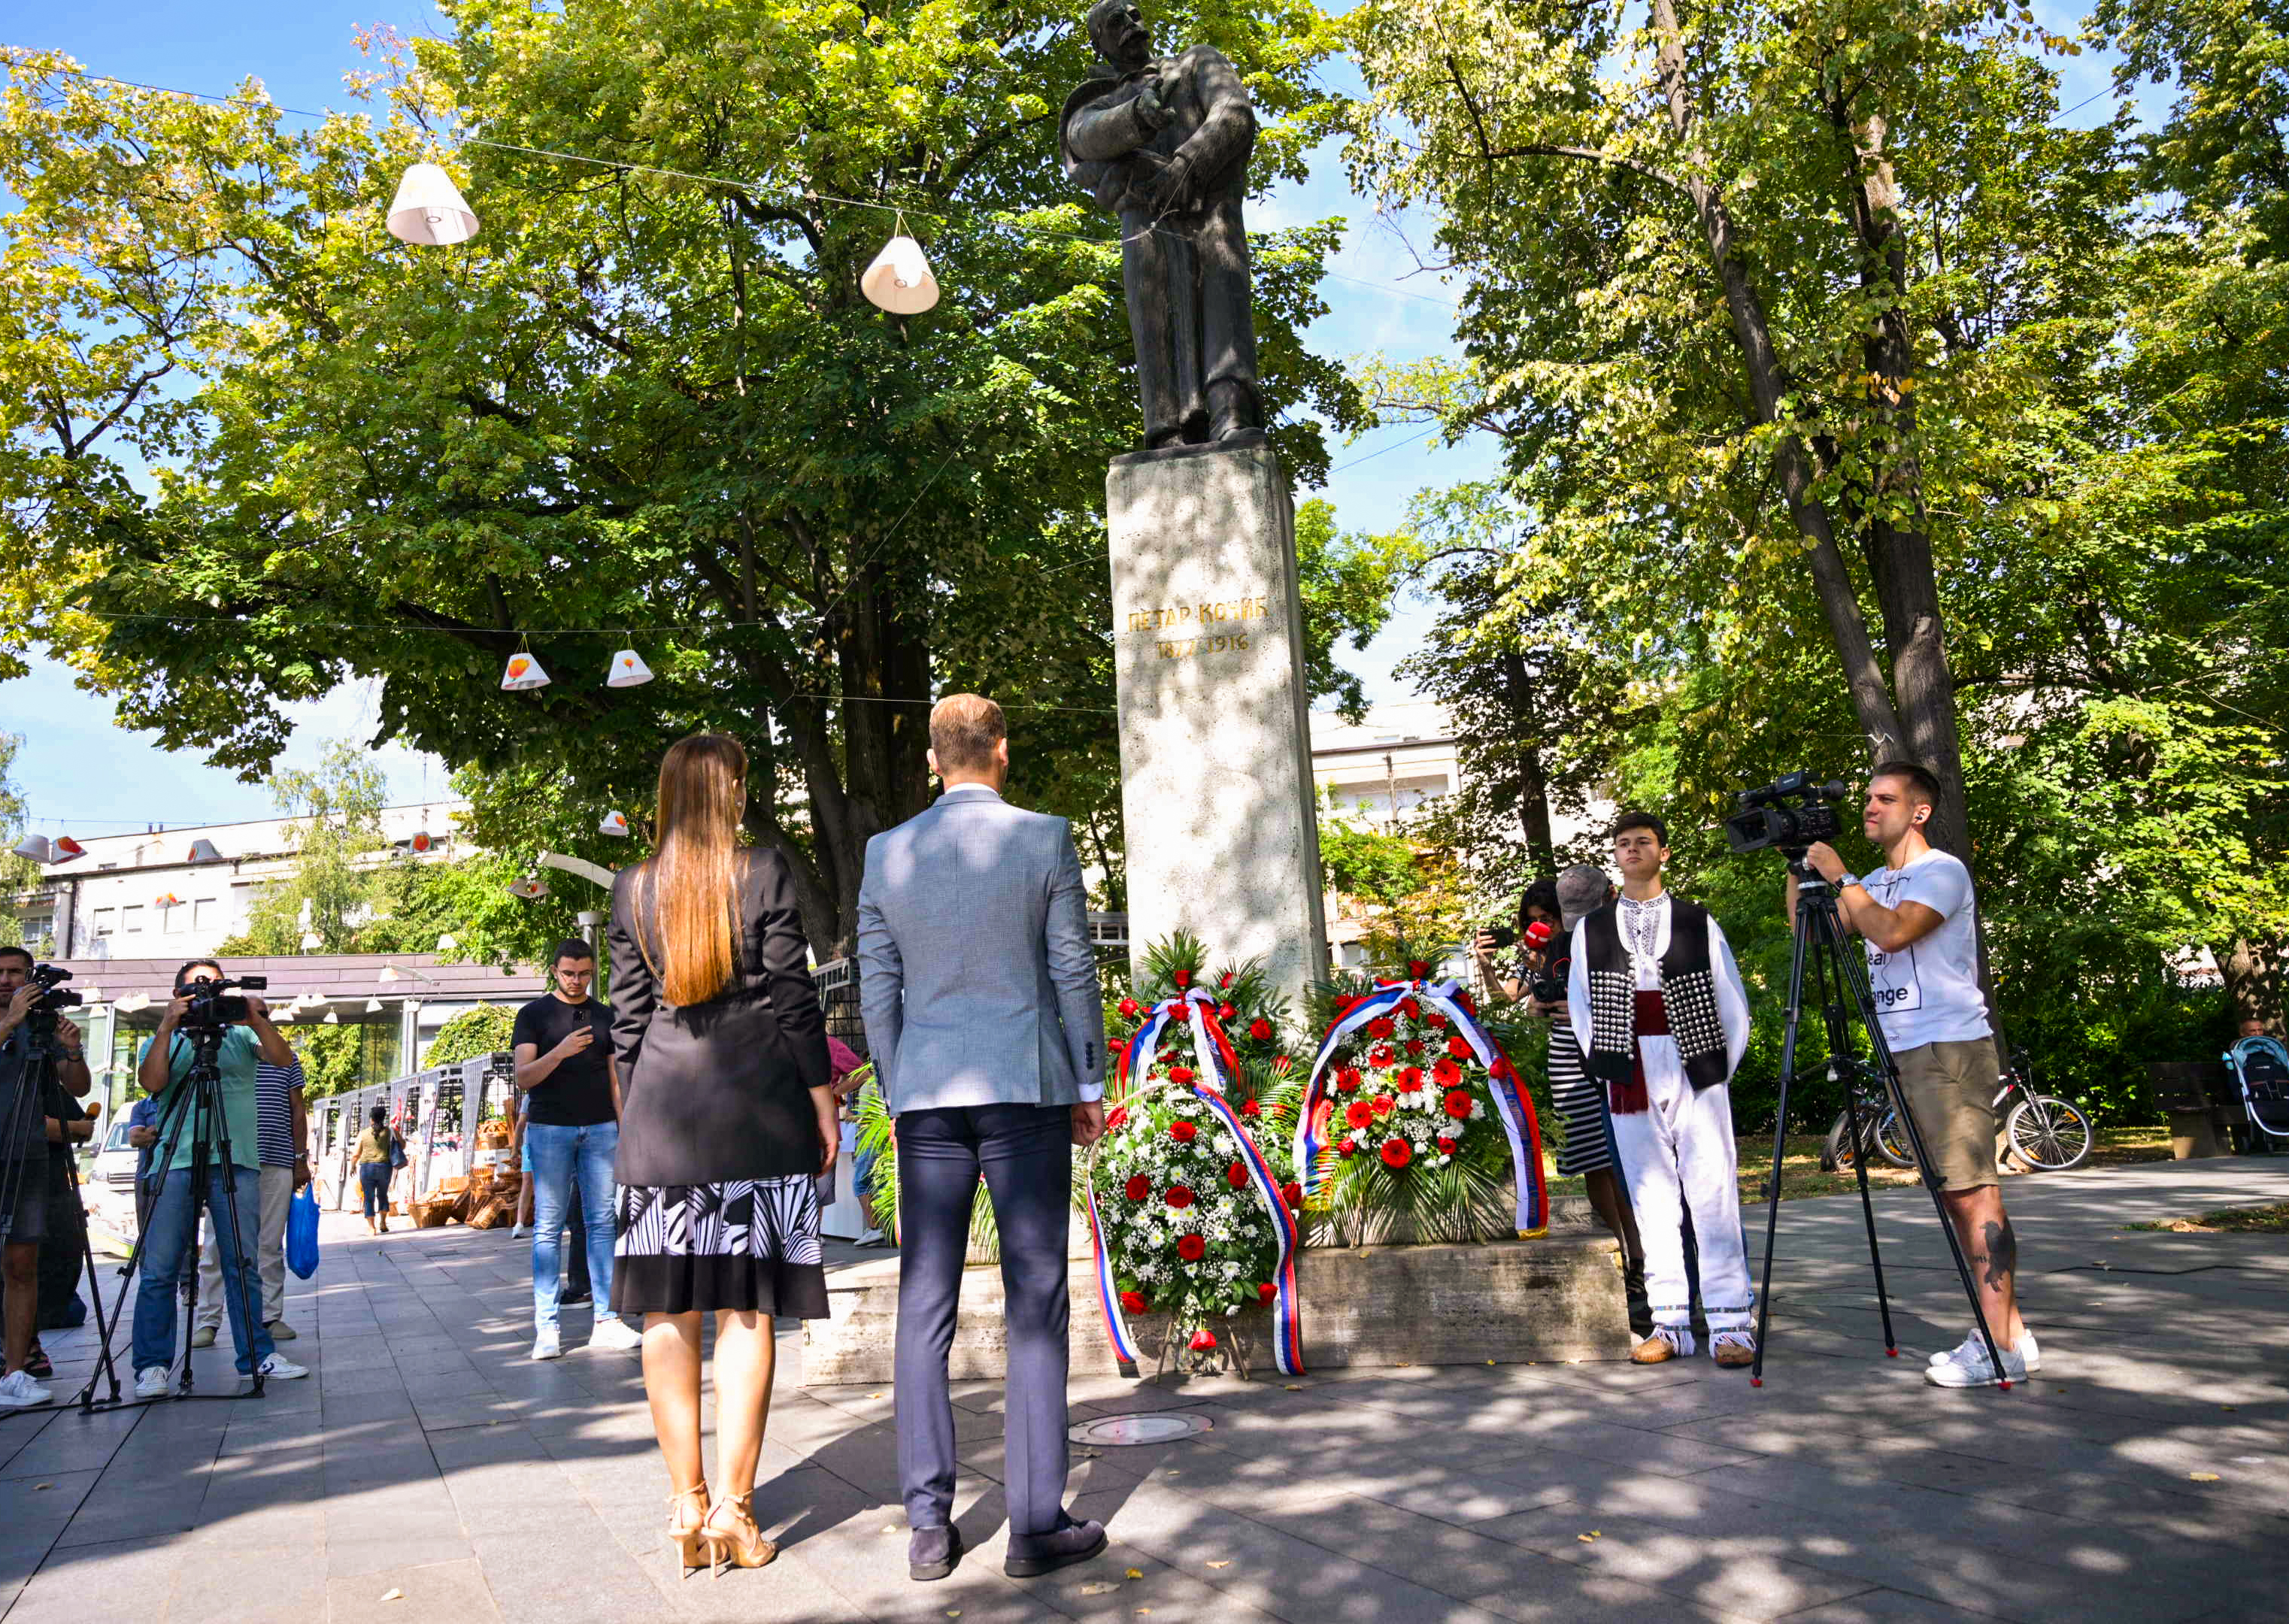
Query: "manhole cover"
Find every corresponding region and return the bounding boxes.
[1066,1413,1213,1447]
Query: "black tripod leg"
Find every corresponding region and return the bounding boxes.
[1750,892,1815,1387]
[208,1130,265,1399]
[1814,950,1896,1356]
[60,1154,123,1407]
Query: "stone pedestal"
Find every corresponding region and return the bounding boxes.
[1106,436,1328,1010]
[799,1235,1628,1386]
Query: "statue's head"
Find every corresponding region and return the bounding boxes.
[1087,1,1154,72]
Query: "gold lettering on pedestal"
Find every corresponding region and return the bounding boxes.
[1123,595,1271,634]
[1154,632,1251,659]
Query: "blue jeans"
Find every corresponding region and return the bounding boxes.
[359,1162,391,1217]
[527,1120,620,1329]
[133,1164,274,1375]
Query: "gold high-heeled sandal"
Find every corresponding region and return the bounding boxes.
[666,1483,711,1579]
[703,1489,778,1577]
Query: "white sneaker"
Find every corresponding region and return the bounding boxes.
[588,1315,643,1352]
[1925,1337,2027,1388]
[135,1365,172,1399]
[256,1353,309,1380]
[0,1369,52,1408]
[1927,1328,2040,1374]
[531,1326,562,1361]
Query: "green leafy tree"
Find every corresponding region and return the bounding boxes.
[0,734,44,950]
[424,1004,517,1067]
[1293,498,1408,723]
[0,0,1352,958]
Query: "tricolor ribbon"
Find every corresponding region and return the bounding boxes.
[1091,991,1303,1377]
[1293,978,1548,1238]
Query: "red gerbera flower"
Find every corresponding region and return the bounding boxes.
[1248,1018,1273,1041]
[1177,1233,1206,1262]
[1443,1089,1475,1122]
[1281,1181,1303,1210]
[1120,1289,1148,1313]
[1381,1138,1413,1168]
[1436,1136,1457,1156]
[1433,1057,1463,1086]
[1124,1174,1151,1201]
[1257,1282,1277,1305]
[1165,1184,1196,1209]
[1169,1065,1195,1086]
[1345,1099,1375,1130]
[1226,1161,1248,1190]
[1337,1066,1363,1094]
[1368,1044,1396,1068]
[1448,1035,1473,1059]
[1398,1066,1425,1091]
[1118,997,1140,1019]
[1367,1017,1396,1040]
[1239,1097,1262,1117]
[1169,1120,1198,1143]
[1187,1327,1217,1351]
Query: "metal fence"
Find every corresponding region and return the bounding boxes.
[311,1051,516,1211]
[811,911,1128,1060]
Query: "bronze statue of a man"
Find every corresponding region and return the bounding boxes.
[1060,2,1263,449]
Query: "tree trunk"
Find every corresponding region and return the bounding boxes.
[2221,937,2285,1030]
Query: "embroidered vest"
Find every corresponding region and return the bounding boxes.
[1581,896,1730,1109]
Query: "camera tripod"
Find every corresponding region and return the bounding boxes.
[1749,858,2012,1388]
[0,1018,124,1411]
[78,1023,266,1407]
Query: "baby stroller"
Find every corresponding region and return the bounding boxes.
[2222,1035,2289,1147]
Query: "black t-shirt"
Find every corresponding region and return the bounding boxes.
[511,995,617,1126]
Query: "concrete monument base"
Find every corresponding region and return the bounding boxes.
[799,1235,1629,1386]
[1106,438,1328,1010]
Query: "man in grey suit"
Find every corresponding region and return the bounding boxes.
[857,694,1111,1583]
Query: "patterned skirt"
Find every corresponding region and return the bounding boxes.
[614,1174,830,1318]
[1549,1025,1616,1177]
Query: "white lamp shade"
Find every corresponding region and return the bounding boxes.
[861,234,940,314]
[599,810,630,838]
[436,934,459,952]
[501,651,552,691]
[508,875,550,901]
[186,838,223,862]
[387,162,480,247]
[365,998,384,1013]
[607,649,653,687]
[12,835,53,863]
[378,966,400,983]
[50,836,84,861]
[299,930,323,952]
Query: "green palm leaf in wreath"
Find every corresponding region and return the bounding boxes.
[854,1072,999,1264]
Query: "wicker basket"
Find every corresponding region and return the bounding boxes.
[414,1194,459,1229]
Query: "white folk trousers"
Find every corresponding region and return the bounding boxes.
[1607,1035,1754,1335]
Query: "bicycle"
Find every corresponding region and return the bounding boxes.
[1821,1050,2093,1174]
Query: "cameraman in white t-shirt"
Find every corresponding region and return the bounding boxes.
[1796,761,2035,1388]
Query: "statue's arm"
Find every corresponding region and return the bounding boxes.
[1172,50,1257,179]
[1065,92,1163,163]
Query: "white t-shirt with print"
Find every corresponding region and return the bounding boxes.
[1857,848,1992,1050]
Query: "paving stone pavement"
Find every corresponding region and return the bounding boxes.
[2,1157,2284,1623]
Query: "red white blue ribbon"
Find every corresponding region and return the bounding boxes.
[1091,990,1304,1376]
[1293,977,1548,1238]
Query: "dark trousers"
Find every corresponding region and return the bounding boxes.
[894,1104,1072,1538]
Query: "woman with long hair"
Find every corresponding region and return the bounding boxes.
[608,733,837,1578]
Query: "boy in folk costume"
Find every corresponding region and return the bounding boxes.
[1566,812,1757,1368]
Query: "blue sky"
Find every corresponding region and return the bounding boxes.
[2,3,2140,835]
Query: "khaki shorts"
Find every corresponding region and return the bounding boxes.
[1890,1038,2002,1192]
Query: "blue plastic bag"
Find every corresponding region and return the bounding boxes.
[286,1183,321,1280]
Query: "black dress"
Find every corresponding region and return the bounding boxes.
[608,848,833,1316]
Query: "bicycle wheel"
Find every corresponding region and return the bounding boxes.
[1872,1107,1915,1168]
[1821,1111,1850,1171]
[2006,1095,2093,1171]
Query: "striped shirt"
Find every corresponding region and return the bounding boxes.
[256,1059,305,1168]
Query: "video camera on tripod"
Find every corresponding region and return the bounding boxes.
[174,973,266,1030]
[1724,771,1848,856]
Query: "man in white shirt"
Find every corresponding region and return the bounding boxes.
[1801,761,2034,1388]
[1568,813,1756,1368]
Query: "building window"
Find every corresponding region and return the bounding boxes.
[93,907,116,937]
[162,901,188,933]
[122,904,145,935]
[193,898,218,930]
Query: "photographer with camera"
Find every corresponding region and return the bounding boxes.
[1474,872,1651,1335]
[1793,763,2035,1388]
[1567,814,1758,1368]
[129,959,308,1395]
[0,945,92,1409]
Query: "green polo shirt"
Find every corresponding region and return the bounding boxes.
[136,1025,263,1174]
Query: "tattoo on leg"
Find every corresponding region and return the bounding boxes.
[1980,1218,2018,1289]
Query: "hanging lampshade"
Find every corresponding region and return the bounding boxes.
[387,162,480,247]
[186,838,223,862]
[299,929,323,953]
[507,874,550,901]
[11,834,53,863]
[50,836,84,861]
[598,810,630,838]
[408,829,435,853]
[365,998,384,1013]
[436,933,459,953]
[156,892,183,908]
[861,231,940,314]
[501,651,551,691]
[607,649,653,687]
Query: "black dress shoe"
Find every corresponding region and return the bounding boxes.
[1004,1515,1107,1578]
[909,1524,963,1582]
[559,1289,593,1306]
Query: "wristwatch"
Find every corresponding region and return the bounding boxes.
[1834,872,1860,891]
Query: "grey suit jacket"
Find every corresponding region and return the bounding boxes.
[856,783,1106,1115]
